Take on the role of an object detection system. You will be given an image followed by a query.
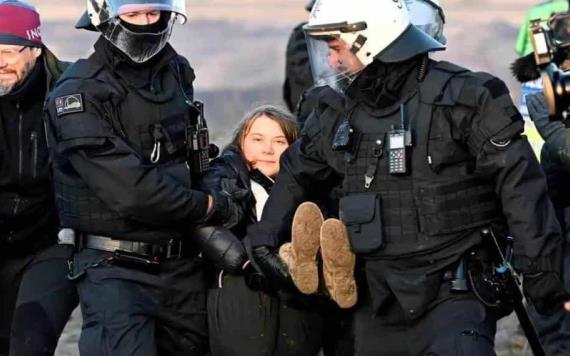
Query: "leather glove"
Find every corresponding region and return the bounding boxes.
[526,92,566,141]
[242,260,269,291]
[194,226,247,274]
[203,189,239,227]
[524,271,570,315]
[251,245,295,292]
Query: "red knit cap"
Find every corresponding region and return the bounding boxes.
[0,0,41,47]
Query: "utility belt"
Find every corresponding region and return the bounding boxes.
[443,229,517,318]
[59,229,195,266]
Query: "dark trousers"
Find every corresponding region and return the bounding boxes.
[73,248,208,356]
[207,274,324,356]
[0,244,78,356]
[354,293,497,356]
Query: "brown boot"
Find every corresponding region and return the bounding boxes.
[279,202,323,294]
[320,219,357,308]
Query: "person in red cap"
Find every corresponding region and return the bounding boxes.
[0,1,78,355]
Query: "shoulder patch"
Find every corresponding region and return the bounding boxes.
[55,94,84,117]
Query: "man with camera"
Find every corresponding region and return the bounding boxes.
[44,1,233,354]
[249,0,569,354]
[513,8,570,353]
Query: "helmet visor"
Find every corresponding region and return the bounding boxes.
[100,13,175,63]
[89,0,187,24]
[306,35,365,93]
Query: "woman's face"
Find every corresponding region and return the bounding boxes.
[242,115,290,178]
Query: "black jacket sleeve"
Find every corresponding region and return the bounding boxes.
[249,111,340,248]
[199,148,251,230]
[527,93,570,172]
[454,74,562,273]
[46,81,209,227]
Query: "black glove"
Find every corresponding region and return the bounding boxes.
[203,189,237,227]
[242,260,269,291]
[526,92,566,141]
[524,271,570,315]
[251,245,295,292]
[194,226,247,274]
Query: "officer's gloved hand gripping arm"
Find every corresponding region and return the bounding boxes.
[46,85,213,228]
[464,77,569,315]
[527,92,570,172]
[248,112,339,289]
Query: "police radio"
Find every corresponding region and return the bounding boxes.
[388,129,408,174]
[388,104,413,175]
[186,101,219,176]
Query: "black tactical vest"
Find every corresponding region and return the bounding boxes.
[334,62,504,259]
[50,56,195,241]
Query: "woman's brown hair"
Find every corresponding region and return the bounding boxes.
[229,105,299,150]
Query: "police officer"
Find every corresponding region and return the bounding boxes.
[282,0,315,115]
[0,1,77,355]
[250,0,569,354]
[287,0,447,128]
[44,1,230,355]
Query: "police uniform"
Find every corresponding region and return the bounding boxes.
[250,55,564,354]
[44,37,210,355]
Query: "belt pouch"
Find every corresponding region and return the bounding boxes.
[339,192,385,254]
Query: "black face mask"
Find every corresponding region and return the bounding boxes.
[98,11,174,64]
[347,55,424,109]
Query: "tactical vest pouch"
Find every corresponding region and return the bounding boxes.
[416,180,500,236]
[339,192,385,254]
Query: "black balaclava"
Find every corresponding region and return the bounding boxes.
[97,10,174,64]
[346,55,424,109]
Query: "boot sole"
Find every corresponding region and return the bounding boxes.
[288,202,324,294]
[321,219,357,308]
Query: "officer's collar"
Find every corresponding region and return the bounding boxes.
[345,56,423,115]
[93,36,178,92]
[345,57,422,117]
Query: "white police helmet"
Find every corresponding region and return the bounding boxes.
[85,0,187,63]
[304,0,445,92]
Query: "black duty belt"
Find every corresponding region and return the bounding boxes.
[81,234,184,260]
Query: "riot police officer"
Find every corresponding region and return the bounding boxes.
[250,0,569,354]
[44,1,230,355]
[288,0,448,128]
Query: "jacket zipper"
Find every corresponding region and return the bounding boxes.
[30,131,38,180]
[17,102,23,181]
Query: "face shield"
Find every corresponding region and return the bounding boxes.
[405,0,446,44]
[304,22,367,93]
[88,0,186,63]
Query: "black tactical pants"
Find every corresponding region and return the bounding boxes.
[73,248,208,356]
[0,244,77,356]
[354,293,497,356]
[207,274,324,356]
